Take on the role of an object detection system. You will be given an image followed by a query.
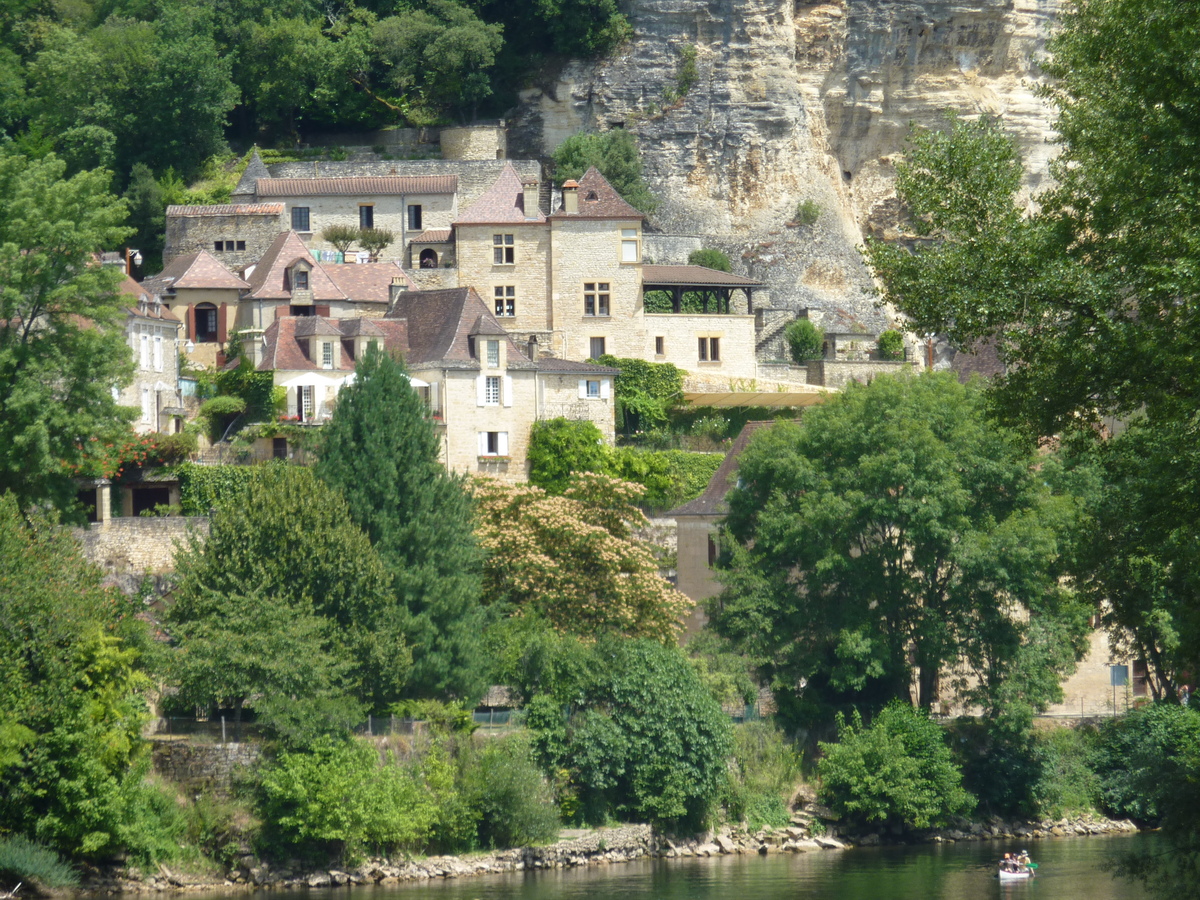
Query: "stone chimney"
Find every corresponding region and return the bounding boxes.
[522,179,539,218]
[562,180,579,214]
[388,276,407,311]
[527,334,539,361]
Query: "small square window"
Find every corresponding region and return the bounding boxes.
[655,336,664,356]
[493,233,515,265]
[359,205,374,229]
[586,380,601,398]
[291,206,310,232]
[494,285,515,317]
[589,337,606,360]
[485,375,501,405]
[481,431,508,456]
[236,240,246,251]
[214,241,223,252]
[699,337,720,361]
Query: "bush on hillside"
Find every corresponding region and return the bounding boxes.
[785,319,823,363]
[877,329,905,361]
[818,702,974,830]
[461,734,560,849]
[688,248,732,272]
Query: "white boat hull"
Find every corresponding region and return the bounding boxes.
[998,868,1034,881]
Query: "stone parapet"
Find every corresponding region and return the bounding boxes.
[73,516,209,576]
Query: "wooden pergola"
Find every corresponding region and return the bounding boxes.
[641,265,763,314]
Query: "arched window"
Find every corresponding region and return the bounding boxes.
[195,303,218,342]
[419,248,438,268]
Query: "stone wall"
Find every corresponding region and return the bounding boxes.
[643,234,703,265]
[456,222,554,342]
[643,313,758,383]
[806,358,916,389]
[440,125,507,161]
[151,738,261,798]
[73,516,209,576]
[164,210,284,267]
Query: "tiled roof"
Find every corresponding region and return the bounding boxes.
[411,228,452,243]
[243,232,345,301]
[551,166,643,220]
[454,164,544,225]
[534,357,620,375]
[669,421,774,517]
[166,204,283,216]
[385,287,535,369]
[141,250,249,294]
[255,175,458,196]
[339,317,385,337]
[232,149,271,200]
[258,315,409,372]
[950,338,1005,382]
[323,262,415,304]
[119,273,182,324]
[642,265,763,287]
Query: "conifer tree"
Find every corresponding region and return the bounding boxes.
[317,346,489,702]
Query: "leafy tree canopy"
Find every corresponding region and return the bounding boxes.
[687,248,731,272]
[552,130,659,214]
[711,373,1088,729]
[474,473,692,643]
[0,149,134,514]
[316,345,488,702]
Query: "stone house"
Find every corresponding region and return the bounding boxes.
[117,272,185,435]
[138,249,249,368]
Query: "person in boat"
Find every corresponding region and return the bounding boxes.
[1017,850,1032,868]
[1001,853,1017,873]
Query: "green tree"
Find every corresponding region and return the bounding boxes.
[0,494,163,861]
[316,346,488,702]
[529,0,629,57]
[473,473,692,643]
[0,149,134,514]
[711,374,1088,729]
[594,355,682,435]
[818,702,975,831]
[784,318,823,363]
[169,465,407,721]
[526,636,732,829]
[553,130,658,213]
[688,248,731,272]
[527,418,610,494]
[122,162,165,272]
[322,223,360,256]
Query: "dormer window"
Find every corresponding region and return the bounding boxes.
[486,340,499,368]
[322,341,333,369]
[294,269,309,290]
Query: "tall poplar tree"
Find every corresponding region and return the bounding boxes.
[317,346,488,702]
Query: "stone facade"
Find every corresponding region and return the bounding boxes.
[537,373,617,443]
[806,358,917,389]
[440,124,507,161]
[281,190,456,263]
[73,516,210,576]
[151,738,261,799]
[675,514,718,635]
[119,300,183,435]
[165,207,284,267]
[456,221,554,344]
[644,312,757,382]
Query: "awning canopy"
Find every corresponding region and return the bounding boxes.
[682,391,831,409]
[340,372,430,388]
[277,372,347,390]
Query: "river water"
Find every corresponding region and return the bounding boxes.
[306,835,1153,900]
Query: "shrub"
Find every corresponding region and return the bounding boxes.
[784,319,824,363]
[462,734,560,848]
[1090,703,1200,822]
[608,448,721,511]
[357,228,394,260]
[321,224,359,255]
[527,418,609,494]
[177,462,260,515]
[725,721,802,830]
[0,835,79,889]
[795,198,821,226]
[818,702,974,831]
[877,329,905,361]
[688,248,732,272]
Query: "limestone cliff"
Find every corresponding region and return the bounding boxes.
[508,0,1060,341]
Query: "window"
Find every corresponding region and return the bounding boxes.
[407,205,422,230]
[141,387,153,423]
[655,336,664,356]
[480,431,509,457]
[289,305,314,317]
[621,228,640,262]
[589,337,606,359]
[493,233,514,265]
[698,337,720,361]
[322,341,333,369]
[485,375,501,405]
[419,248,438,268]
[359,205,374,229]
[299,385,313,421]
[153,335,163,372]
[584,282,610,316]
[587,380,601,398]
[195,303,218,342]
[214,241,223,252]
[273,437,288,460]
[494,285,515,317]
[485,340,500,368]
[236,240,246,251]
[294,269,309,291]
[140,333,150,369]
[291,206,310,232]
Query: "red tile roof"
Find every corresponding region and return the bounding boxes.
[258,315,409,372]
[141,250,249,294]
[243,232,345,301]
[322,262,415,304]
[642,265,763,287]
[166,204,283,216]
[454,164,545,225]
[255,176,457,196]
[412,228,452,243]
[551,167,644,220]
[385,287,535,369]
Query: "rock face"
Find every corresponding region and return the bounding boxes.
[508,0,1060,332]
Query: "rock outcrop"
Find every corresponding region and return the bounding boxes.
[509,0,1061,333]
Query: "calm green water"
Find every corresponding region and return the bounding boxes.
[325,835,1153,900]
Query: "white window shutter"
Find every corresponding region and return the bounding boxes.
[430,381,439,409]
[153,335,163,371]
[578,378,587,399]
[600,379,611,399]
[503,375,513,407]
[476,374,486,407]
[498,432,508,456]
[478,432,487,455]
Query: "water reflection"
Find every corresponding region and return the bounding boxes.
[297,835,1152,900]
